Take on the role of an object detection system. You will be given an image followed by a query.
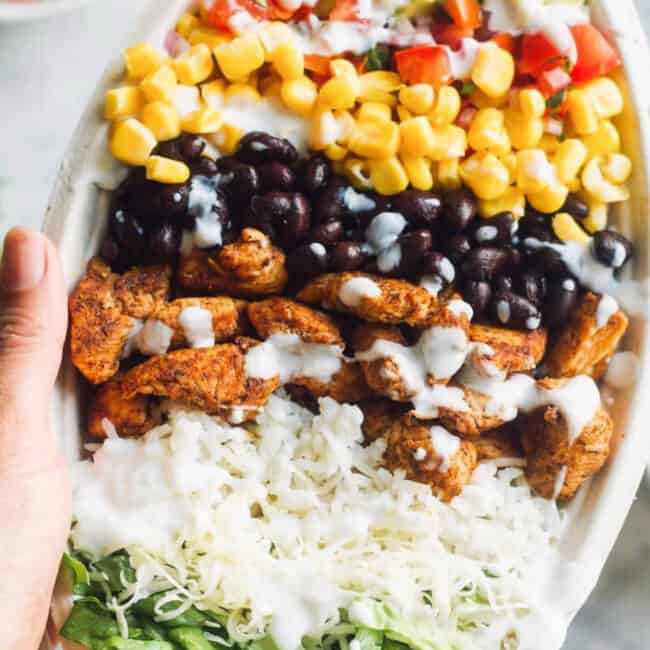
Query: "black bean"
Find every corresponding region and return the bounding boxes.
[149,222,182,263]
[237,131,298,165]
[441,187,478,232]
[495,276,513,292]
[391,189,441,228]
[252,192,311,248]
[525,246,569,276]
[123,181,189,221]
[257,162,296,193]
[515,270,547,307]
[543,276,579,328]
[561,194,589,220]
[301,154,332,194]
[518,212,554,242]
[391,230,433,276]
[443,234,472,264]
[331,241,365,271]
[179,134,206,161]
[462,279,492,318]
[110,210,147,262]
[473,212,517,247]
[287,242,329,278]
[189,157,218,176]
[99,236,122,268]
[215,157,259,204]
[493,291,542,330]
[420,251,456,287]
[461,246,510,280]
[310,221,344,245]
[592,229,633,268]
[153,139,183,161]
[313,177,349,223]
[505,246,523,273]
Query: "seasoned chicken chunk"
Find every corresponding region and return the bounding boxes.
[380,415,478,502]
[472,425,524,462]
[521,402,613,500]
[546,292,628,379]
[69,258,171,384]
[178,228,288,297]
[437,386,507,436]
[468,324,547,376]
[360,399,410,442]
[88,375,160,438]
[290,361,372,403]
[297,272,433,326]
[248,298,343,345]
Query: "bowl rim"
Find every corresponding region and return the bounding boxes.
[0,0,95,23]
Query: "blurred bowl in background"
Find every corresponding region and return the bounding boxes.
[0,0,95,22]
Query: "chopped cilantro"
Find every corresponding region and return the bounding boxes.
[365,46,391,71]
[546,89,567,113]
[460,81,477,96]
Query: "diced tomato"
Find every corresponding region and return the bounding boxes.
[304,53,331,76]
[570,24,621,82]
[206,0,301,30]
[519,32,565,77]
[492,32,515,53]
[395,46,453,86]
[538,66,572,97]
[431,23,474,49]
[443,0,482,30]
[330,0,367,23]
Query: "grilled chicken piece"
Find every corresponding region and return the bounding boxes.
[69,258,171,384]
[297,272,433,326]
[520,402,613,500]
[380,415,478,502]
[359,399,410,442]
[437,386,507,436]
[472,425,524,462]
[545,292,628,379]
[248,297,344,345]
[88,375,160,438]
[178,228,288,298]
[468,324,547,376]
[290,361,373,403]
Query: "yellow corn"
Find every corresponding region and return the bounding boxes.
[469,88,509,109]
[281,77,317,115]
[504,110,543,149]
[498,151,517,184]
[428,86,461,126]
[437,158,461,190]
[396,105,413,122]
[140,64,177,104]
[399,84,435,115]
[224,84,261,104]
[318,74,360,110]
[141,101,180,141]
[479,186,526,219]
[214,123,244,155]
[124,43,162,81]
[188,27,230,49]
[171,44,214,85]
[358,71,400,105]
[527,179,569,213]
[104,86,143,121]
[552,212,590,244]
[399,116,436,157]
[581,198,608,233]
[146,155,190,184]
[343,157,373,190]
[271,43,304,81]
[369,156,409,195]
[349,119,400,159]
[567,89,598,135]
[581,157,630,203]
[325,143,348,161]
[110,118,157,165]
[429,125,467,161]
[518,88,546,119]
[600,153,632,184]
[516,149,556,193]
[200,79,226,107]
[471,46,515,98]
[401,154,434,190]
[358,86,398,106]
[357,102,392,123]
[309,108,338,150]
[333,110,356,145]
[460,152,510,200]
[538,134,561,154]
[581,120,621,157]
[180,105,223,134]
[583,77,623,119]
[176,13,200,38]
[468,108,509,152]
[330,58,357,78]
[258,22,295,60]
[553,138,588,185]
[214,33,265,82]
[567,177,582,193]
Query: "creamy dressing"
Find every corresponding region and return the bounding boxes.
[343,187,376,213]
[596,294,619,329]
[429,426,461,474]
[365,212,407,252]
[178,306,215,349]
[188,175,224,248]
[419,274,444,297]
[122,319,144,359]
[339,277,382,307]
[551,465,568,500]
[377,242,402,273]
[136,319,174,356]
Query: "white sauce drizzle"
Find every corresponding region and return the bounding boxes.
[136,319,174,356]
[551,465,568,500]
[178,306,215,349]
[365,212,407,253]
[596,294,619,329]
[339,277,382,307]
[343,187,377,213]
[429,426,461,474]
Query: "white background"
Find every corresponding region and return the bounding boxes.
[0,1,648,648]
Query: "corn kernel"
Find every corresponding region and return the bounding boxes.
[180,105,223,134]
[258,22,295,60]
[582,198,608,233]
[469,88,509,109]
[567,90,598,135]
[471,46,515,98]
[309,108,338,150]
[553,138,588,185]
[343,157,373,190]
[325,143,348,161]
[437,158,461,190]
[271,43,304,81]
[349,120,400,159]
[428,86,461,126]
[215,33,265,82]
[333,110,356,144]
[600,153,632,184]
[552,212,590,244]
[498,151,517,184]
[171,44,214,85]
[330,58,357,78]
[527,180,569,213]
[110,118,157,165]
[539,134,561,154]
[141,101,180,141]
[224,84,261,104]
[357,102,392,123]
[516,149,556,193]
[213,123,244,155]
[146,155,190,184]
[176,13,200,38]
[200,79,226,107]
[368,156,409,195]
[124,43,162,81]
[504,110,543,149]
[360,71,401,92]
[318,75,360,110]
[396,105,413,122]
[567,177,582,193]
[460,152,510,200]
[104,86,143,121]
[281,77,317,115]
[518,88,546,119]
[429,125,467,161]
[468,108,510,152]
[140,64,177,104]
[581,157,630,203]
[399,116,436,157]
[581,120,621,157]
[583,77,623,119]
[399,84,435,115]
[479,186,526,219]
[401,154,434,190]
[188,27,230,49]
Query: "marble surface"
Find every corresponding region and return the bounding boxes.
[0,1,649,648]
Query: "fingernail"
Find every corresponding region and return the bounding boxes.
[0,228,46,291]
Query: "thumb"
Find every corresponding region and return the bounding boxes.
[0,227,67,465]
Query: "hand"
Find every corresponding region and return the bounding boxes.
[0,228,70,649]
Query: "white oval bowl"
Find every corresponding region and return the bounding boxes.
[40,1,650,648]
[0,0,95,23]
